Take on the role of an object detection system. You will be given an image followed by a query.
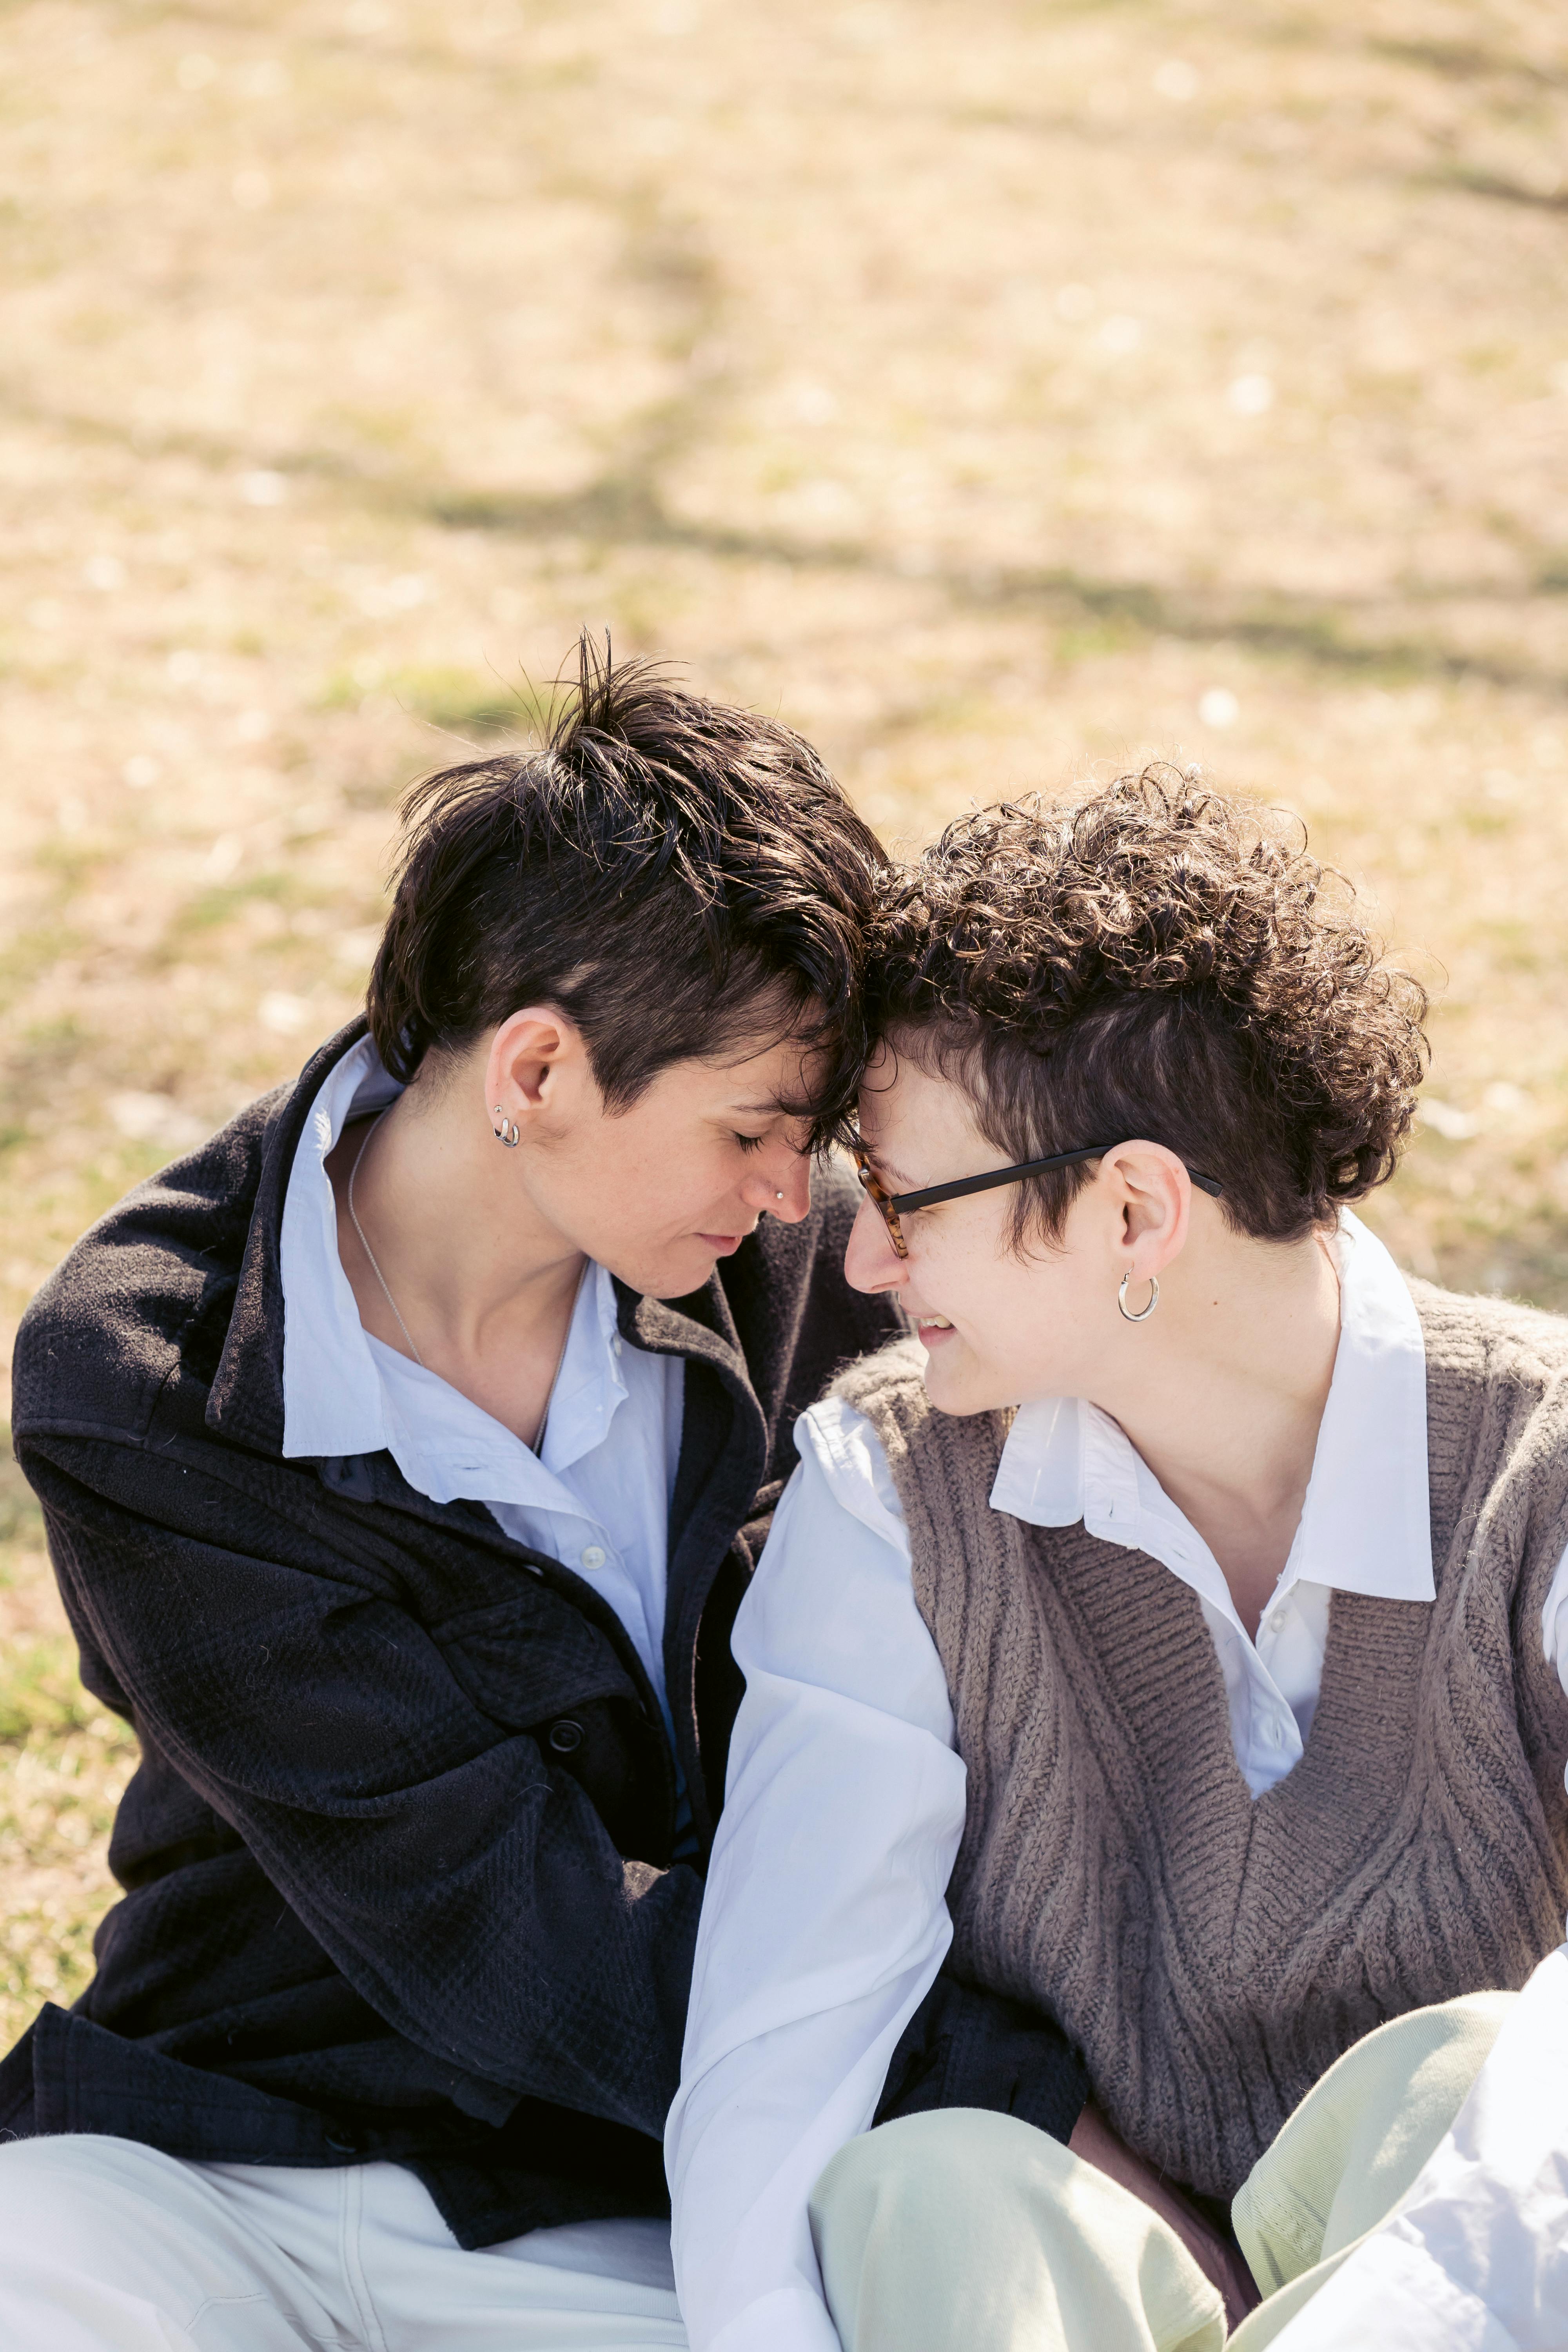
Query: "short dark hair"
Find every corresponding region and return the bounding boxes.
[367,638,885,1140]
[864,766,1429,1245]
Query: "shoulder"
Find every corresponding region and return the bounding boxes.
[831,1334,935,1436]
[11,1024,371,1446]
[1412,1282,1568,1581]
[830,1338,1013,1534]
[12,1095,281,1445]
[1411,1279,1568,1445]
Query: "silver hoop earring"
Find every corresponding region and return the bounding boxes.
[1118,1271,1159,1323]
[492,1105,520,1149]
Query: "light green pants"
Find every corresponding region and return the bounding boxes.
[808,1991,1514,2352]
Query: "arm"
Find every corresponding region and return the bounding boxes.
[23,1431,699,2136]
[666,1398,967,2352]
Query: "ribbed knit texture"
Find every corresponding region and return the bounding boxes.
[835,1284,1568,2201]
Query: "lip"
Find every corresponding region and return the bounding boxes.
[914,1317,958,1348]
[697,1232,746,1254]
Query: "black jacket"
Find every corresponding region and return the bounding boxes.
[1,1023,915,2243]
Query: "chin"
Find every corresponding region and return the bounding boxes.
[628,1243,727,1303]
[918,1354,997,1419]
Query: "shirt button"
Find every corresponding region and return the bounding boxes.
[581,1544,607,1570]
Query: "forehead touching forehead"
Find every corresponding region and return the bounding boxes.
[857,1027,992,1176]
[651,1010,830,1126]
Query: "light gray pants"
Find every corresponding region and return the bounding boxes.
[0,2137,688,2350]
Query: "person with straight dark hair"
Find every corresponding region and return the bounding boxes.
[0,640,960,2346]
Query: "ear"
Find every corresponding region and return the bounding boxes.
[1100,1141,1193,1277]
[484,1007,590,1125]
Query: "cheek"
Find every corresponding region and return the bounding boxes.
[950,1245,1072,1370]
[618,1135,740,1233]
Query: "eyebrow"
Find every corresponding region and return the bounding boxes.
[862,1147,919,1189]
[729,1099,787,1117]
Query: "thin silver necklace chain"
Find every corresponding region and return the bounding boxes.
[346,1109,426,1368]
[345,1108,576,1452]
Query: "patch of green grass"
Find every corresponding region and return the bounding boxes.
[0,1435,45,1570]
[398,667,547,736]
[0,1638,100,1743]
[2,1904,109,2028]
[0,1448,138,2048]
[0,920,78,1017]
[319,665,561,740]
[181,871,295,931]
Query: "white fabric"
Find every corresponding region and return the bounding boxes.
[1268,1944,1568,2352]
[0,2136,686,2350]
[279,1034,686,1736]
[667,1212,1568,2352]
[668,1412,965,2352]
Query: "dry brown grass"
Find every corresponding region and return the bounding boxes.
[2,0,1566,2045]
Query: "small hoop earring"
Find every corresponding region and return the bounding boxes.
[492,1105,520,1149]
[1118,1271,1158,1323]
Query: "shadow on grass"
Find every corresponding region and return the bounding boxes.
[424,464,1568,698]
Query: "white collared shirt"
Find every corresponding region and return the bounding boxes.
[991,1214,1436,1797]
[667,1213,1568,2352]
[279,1036,686,1741]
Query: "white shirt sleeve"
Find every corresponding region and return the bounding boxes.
[666,1396,966,2352]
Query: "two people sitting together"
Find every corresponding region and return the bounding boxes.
[2,644,1563,2350]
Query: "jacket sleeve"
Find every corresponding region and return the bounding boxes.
[19,1431,700,2141]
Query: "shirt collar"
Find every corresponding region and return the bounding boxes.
[989,1210,1435,1607]
[279,1033,396,1461]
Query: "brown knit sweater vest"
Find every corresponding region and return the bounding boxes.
[834,1284,1568,2201]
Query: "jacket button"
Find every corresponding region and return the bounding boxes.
[325,2127,360,2156]
[548,1718,585,1755]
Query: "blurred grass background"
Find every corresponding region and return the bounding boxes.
[2,0,1566,2044]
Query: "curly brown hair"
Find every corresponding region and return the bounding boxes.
[864,766,1429,1245]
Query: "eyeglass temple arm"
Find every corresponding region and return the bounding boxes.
[890,1149,1224,1214]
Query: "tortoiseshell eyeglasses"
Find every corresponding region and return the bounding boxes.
[848,1139,1224,1260]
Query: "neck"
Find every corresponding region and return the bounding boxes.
[1093,1226,1342,1637]
[328,1073,586,1445]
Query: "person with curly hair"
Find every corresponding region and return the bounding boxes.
[666,770,1568,2352]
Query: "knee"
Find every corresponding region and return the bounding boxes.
[0,2134,108,2234]
[0,2134,174,2265]
[811,2106,1061,2250]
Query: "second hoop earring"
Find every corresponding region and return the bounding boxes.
[1118,1271,1159,1323]
[492,1105,520,1149]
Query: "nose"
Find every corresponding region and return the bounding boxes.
[844,1194,907,1294]
[744,1150,813,1225]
